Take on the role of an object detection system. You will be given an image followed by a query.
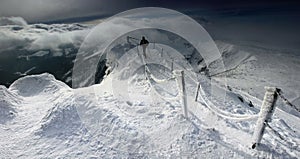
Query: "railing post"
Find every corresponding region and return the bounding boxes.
[195,82,201,102]
[171,59,174,72]
[173,70,188,118]
[252,87,280,149]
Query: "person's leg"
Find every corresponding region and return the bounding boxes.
[142,44,147,58]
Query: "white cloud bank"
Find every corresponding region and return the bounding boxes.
[0,17,28,26]
[0,17,91,54]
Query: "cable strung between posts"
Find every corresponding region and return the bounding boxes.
[264,122,285,141]
[139,44,258,120]
[137,45,180,101]
[169,61,259,121]
[145,65,179,101]
[232,87,299,121]
[264,122,299,151]
[148,71,176,84]
[129,41,258,121]
[276,90,300,112]
[198,84,259,121]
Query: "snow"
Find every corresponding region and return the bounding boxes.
[211,40,300,117]
[9,73,69,97]
[0,85,20,124]
[0,44,299,158]
[0,9,300,158]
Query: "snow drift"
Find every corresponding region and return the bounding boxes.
[2,42,300,158]
[0,85,20,124]
[38,101,84,137]
[9,73,70,97]
[0,13,299,158]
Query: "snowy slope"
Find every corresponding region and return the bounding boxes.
[0,43,299,158]
[0,85,20,124]
[211,41,300,117]
[0,13,299,158]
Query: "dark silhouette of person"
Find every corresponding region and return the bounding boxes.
[140,36,149,58]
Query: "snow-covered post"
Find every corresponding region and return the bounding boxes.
[161,48,163,57]
[171,59,174,71]
[252,87,280,149]
[195,82,201,102]
[173,70,188,118]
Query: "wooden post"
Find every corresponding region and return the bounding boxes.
[195,82,201,102]
[173,70,188,118]
[252,87,280,149]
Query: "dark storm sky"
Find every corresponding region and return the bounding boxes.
[0,0,299,23]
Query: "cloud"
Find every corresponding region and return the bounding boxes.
[0,0,108,23]
[0,20,89,54]
[0,17,27,26]
[0,0,152,23]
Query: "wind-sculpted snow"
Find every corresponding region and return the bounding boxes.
[38,100,84,137]
[0,85,21,104]
[0,85,20,124]
[8,73,70,97]
[0,14,299,157]
[0,67,299,158]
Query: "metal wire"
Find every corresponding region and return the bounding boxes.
[276,90,300,112]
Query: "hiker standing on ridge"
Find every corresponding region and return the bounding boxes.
[140,36,149,58]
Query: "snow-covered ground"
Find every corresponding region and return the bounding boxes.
[0,13,300,158]
[0,43,299,158]
[212,41,300,117]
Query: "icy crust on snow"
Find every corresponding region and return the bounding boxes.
[8,73,70,97]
